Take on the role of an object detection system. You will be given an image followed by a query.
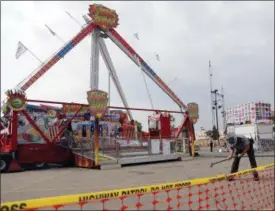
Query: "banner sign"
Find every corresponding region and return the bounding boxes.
[89,4,119,30]
[187,102,199,124]
[87,90,109,119]
[6,90,26,111]
[62,104,89,114]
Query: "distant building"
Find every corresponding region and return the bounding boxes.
[195,130,209,140]
[225,102,272,124]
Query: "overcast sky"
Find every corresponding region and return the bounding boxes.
[1,1,274,131]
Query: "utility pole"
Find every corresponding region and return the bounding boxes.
[211,88,226,133]
[212,89,219,132]
[220,86,226,131]
[209,61,215,128]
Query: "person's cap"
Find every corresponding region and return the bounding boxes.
[226,133,237,146]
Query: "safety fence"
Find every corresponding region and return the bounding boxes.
[68,135,181,160]
[1,163,274,211]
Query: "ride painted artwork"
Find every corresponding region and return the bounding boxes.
[17,112,58,144]
[6,89,27,112]
[72,121,121,138]
[87,90,109,118]
[62,104,89,115]
[187,102,199,124]
[89,4,119,30]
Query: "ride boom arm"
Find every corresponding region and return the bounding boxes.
[105,29,187,111]
[19,23,96,92]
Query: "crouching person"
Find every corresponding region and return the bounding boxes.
[226,133,259,181]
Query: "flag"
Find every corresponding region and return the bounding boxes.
[133,33,139,40]
[83,15,90,24]
[155,53,160,61]
[15,41,28,59]
[45,24,56,36]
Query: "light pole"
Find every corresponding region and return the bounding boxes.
[209,61,215,128]
[212,89,220,132]
[211,88,225,140]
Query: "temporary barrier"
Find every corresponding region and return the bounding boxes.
[1,163,274,211]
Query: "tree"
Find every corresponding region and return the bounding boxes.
[212,125,220,140]
[205,130,213,138]
[205,126,220,140]
[135,120,143,132]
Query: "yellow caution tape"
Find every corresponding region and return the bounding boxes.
[1,163,274,211]
[98,155,109,161]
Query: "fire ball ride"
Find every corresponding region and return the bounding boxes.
[0,4,199,173]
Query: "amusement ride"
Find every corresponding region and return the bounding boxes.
[0,4,199,173]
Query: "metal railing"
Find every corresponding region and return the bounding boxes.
[61,131,179,159]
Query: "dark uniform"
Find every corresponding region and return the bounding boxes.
[227,134,259,180]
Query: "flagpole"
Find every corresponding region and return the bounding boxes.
[21,42,43,64]
[45,24,66,44]
[65,11,84,29]
[56,36,66,44]
[27,49,43,64]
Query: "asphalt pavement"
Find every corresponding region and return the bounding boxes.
[1,155,274,211]
[195,147,274,158]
